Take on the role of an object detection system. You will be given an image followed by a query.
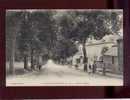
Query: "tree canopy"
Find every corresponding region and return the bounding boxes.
[6,10,123,72]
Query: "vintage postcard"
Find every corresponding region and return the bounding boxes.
[6,9,123,86]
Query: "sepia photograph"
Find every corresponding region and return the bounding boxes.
[6,9,123,86]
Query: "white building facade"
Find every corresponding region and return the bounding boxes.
[71,34,123,74]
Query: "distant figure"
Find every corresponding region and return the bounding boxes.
[68,60,72,67]
[38,65,42,70]
[84,63,87,72]
[89,64,92,69]
[92,62,97,73]
[75,64,79,69]
[88,64,92,74]
[37,56,43,71]
[74,58,79,69]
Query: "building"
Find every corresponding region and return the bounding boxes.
[85,41,116,66]
[71,34,123,74]
[102,37,123,74]
[103,45,118,73]
[98,38,123,74]
[71,39,116,68]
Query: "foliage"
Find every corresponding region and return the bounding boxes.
[6,10,122,65]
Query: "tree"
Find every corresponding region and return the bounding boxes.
[6,11,23,74]
[53,39,78,64]
[52,14,79,63]
[11,11,57,71]
[17,11,54,70]
[6,10,122,74]
[31,11,57,59]
[59,10,122,71]
[17,11,32,70]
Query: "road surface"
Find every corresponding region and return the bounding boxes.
[6,60,123,86]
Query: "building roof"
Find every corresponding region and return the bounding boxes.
[104,46,118,56]
[86,41,115,46]
[86,34,123,46]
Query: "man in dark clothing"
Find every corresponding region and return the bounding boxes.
[92,62,97,73]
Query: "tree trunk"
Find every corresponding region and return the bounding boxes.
[9,50,14,74]
[24,55,28,70]
[103,63,106,76]
[9,38,15,75]
[31,49,34,69]
[37,55,40,67]
[37,53,41,67]
[82,39,88,72]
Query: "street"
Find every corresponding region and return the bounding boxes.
[6,60,123,86]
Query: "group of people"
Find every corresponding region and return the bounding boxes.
[74,57,97,74]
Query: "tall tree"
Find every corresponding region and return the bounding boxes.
[59,10,122,71]
[17,11,32,70]
[53,39,78,64]
[31,11,57,59]
[6,11,23,74]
